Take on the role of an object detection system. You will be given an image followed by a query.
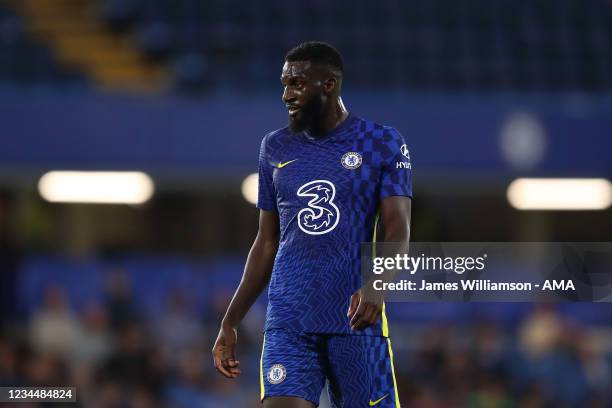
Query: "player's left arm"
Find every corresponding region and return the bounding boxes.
[348,196,411,330]
[349,126,412,331]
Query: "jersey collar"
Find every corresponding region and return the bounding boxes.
[302,112,356,142]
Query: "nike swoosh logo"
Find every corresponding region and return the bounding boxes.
[276,159,298,168]
[369,394,389,406]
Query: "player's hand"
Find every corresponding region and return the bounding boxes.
[212,324,241,378]
[347,285,384,331]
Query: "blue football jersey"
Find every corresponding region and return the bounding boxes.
[257,113,412,336]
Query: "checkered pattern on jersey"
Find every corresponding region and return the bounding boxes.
[257,114,412,336]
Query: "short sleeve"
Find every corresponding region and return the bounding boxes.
[257,134,277,211]
[380,127,413,199]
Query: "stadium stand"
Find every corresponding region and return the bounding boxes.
[6,254,612,407]
[0,5,85,85]
[2,0,612,92]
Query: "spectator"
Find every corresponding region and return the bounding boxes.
[104,270,140,330]
[29,285,82,359]
[154,289,204,365]
[73,302,113,368]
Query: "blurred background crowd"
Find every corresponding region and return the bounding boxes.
[0,0,611,407]
[2,266,611,407]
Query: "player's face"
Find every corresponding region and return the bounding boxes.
[281,61,325,133]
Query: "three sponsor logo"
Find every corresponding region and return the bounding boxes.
[297,180,340,235]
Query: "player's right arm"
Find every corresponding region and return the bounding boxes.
[212,209,279,378]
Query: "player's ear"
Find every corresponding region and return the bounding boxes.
[323,77,337,95]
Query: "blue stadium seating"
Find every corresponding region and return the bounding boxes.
[3,1,612,90]
[0,6,86,85]
[98,0,612,91]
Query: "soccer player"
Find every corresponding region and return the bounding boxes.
[212,41,412,408]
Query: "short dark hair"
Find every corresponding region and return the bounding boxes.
[285,41,343,75]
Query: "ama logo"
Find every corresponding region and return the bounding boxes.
[297,180,340,235]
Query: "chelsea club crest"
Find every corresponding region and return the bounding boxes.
[341,152,362,169]
[267,364,287,384]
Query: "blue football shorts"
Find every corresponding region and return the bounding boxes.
[260,328,400,407]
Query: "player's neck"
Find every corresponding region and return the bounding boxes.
[307,98,349,137]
